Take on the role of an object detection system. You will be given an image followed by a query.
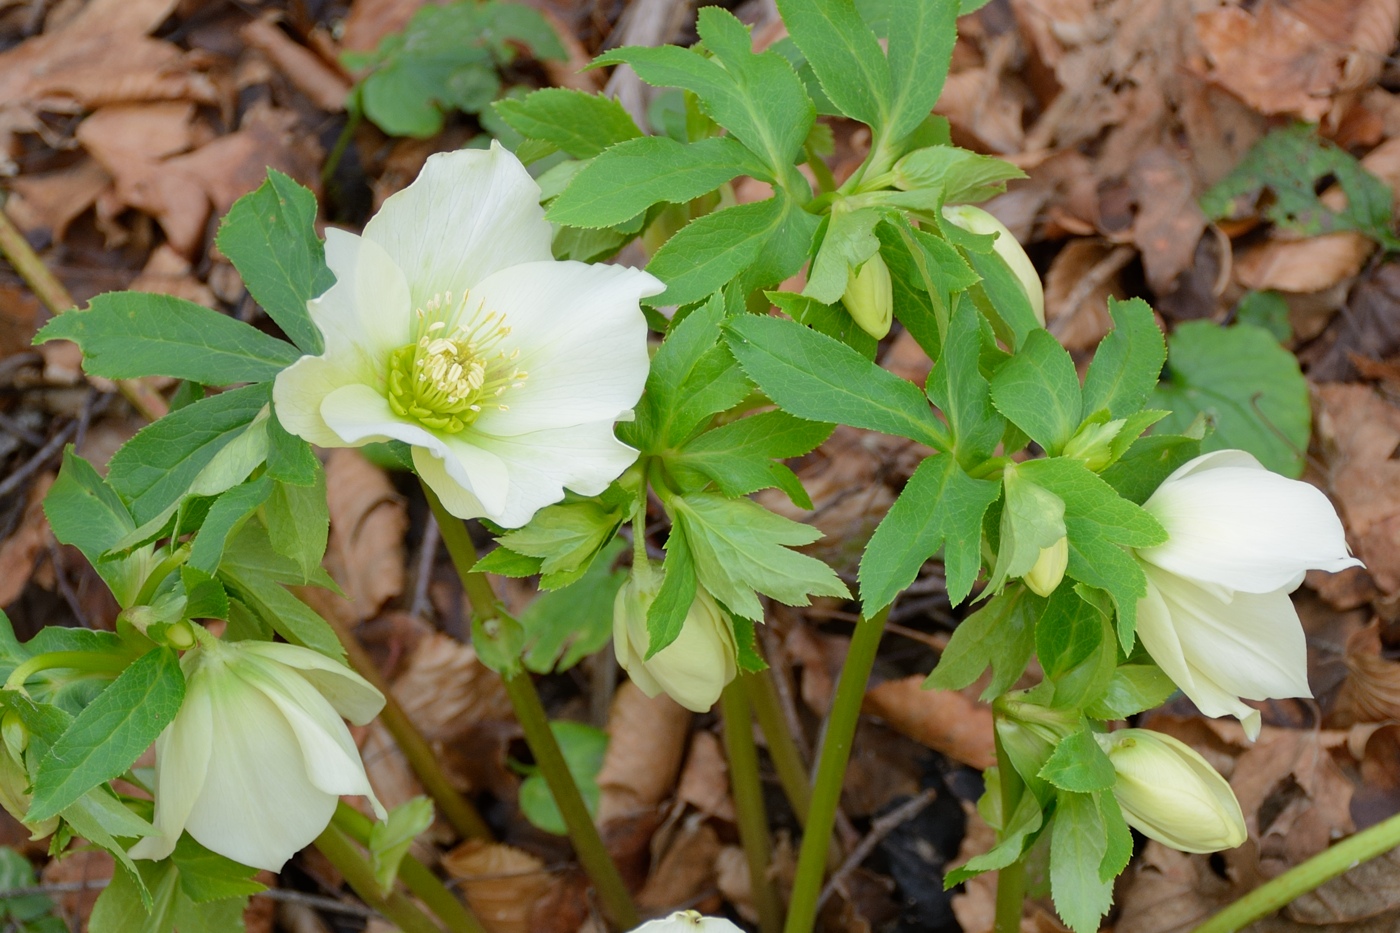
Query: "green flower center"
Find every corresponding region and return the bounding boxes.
[386,294,528,434]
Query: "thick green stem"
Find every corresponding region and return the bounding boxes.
[334,804,488,933]
[992,727,1029,933]
[4,651,127,692]
[421,484,502,616]
[313,823,443,933]
[721,681,784,933]
[132,545,190,608]
[745,671,810,826]
[783,605,891,933]
[1192,811,1400,933]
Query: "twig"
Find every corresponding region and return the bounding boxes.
[410,513,440,620]
[0,418,77,500]
[816,789,937,911]
[0,411,45,448]
[1048,245,1134,339]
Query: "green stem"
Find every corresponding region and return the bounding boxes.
[1192,810,1400,933]
[313,823,444,933]
[334,804,489,933]
[4,651,127,693]
[132,545,190,608]
[423,482,639,930]
[992,726,1028,933]
[721,681,785,933]
[322,610,492,841]
[804,140,838,196]
[783,605,891,933]
[745,671,810,826]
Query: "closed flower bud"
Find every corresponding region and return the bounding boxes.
[630,911,742,932]
[0,742,55,841]
[841,253,893,340]
[1099,728,1246,853]
[1062,418,1126,472]
[942,204,1044,325]
[130,639,386,872]
[1023,536,1068,597]
[614,566,738,713]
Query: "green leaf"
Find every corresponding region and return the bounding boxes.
[726,314,949,448]
[0,846,61,927]
[1040,729,1116,793]
[497,500,623,585]
[217,523,344,659]
[777,0,890,128]
[859,453,1000,613]
[522,538,628,673]
[60,797,153,912]
[1049,792,1113,933]
[1039,588,1117,710]
[180,567,230,621]
[985,466,1066,595]
[669,410,833,508]
[927,297,1004,464]
[368,797,434,894]
[493,89,642,159]
[472,546,543,578]
[670,493,848,621]
[1234,290,1292,343]
[215,170,332,354]
[34,293,299,385]
[170,836,265,903]
[891,145,1024,204]
[885,0,958,138]
[944,784,1043,886]
[1085,664,1177,720]
[1153,320,1310,477]
[264,469,330,581]
[1098,791,1134,882]
[768,290,877,359]
[107,384,270,525]
[264,408,320,486]
[1080,297,1166,420]
[549,136,766,228]
[647,528,699,657]
[990,329,1081,453]
[44,449,145,607]
[29,649,184,823]
[647,195,816,306]
[804,206,883,303]
[518,722,608,836]
[597,8,813,174]
[188,477,274,575]
[925,587,1041,699]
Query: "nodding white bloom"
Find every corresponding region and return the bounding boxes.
[130,639,386,872]
[614,566,737,713]
[1099,729,1246,853]
[630,911,743,932]
[273,143,663,528]
[941,204,1044,325]
[1134,450,1362,739]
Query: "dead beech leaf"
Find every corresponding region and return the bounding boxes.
[862,676,996,770]
[676,731,734,822]
[128,245,218,307]
[1287,845,1400,925]
[596,681,691,824]
[356,719,424,814]
[442,840,554,933]
[340,0,427,53]
[1128,148,1208,295]
[242,16,351,112]
[1331,621,1400,726]
[4,159,111,242]
[1233,231,1374,293]
[0,474,53,606]
[1116,842,1233,933]
[714,846,757,924]
[1044,239,1127,352]
[636,814,723,913]
[1315,384,1400,594]
[391,632,512,744]
[324,449,408,620]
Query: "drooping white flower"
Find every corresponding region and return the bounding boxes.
[614,566,737,713]
[1133,450,1362,738]
[1099,728,1246,853]
[941,204,1044,325]
[130,639,386,872]
[273,143,664,528]
[630,911,743,932]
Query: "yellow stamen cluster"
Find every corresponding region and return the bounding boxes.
[386,292,527,434]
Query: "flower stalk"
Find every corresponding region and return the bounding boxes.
[313,822,443,933]
[720,680,784,933]
[783,606,891,933]
[425,482,640,930]
[992,728,1029,933]
[744,671,811,826]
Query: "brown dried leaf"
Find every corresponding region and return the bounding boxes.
[1044,239,1127,352]
[1315,383,1400,594]
[4,159,111,243]
[127,244,218,307]
[324,449,408,621]
[0,474,52,606]
[1309,263,1400,382]
[340,0,426,53]
[636,815,723,913]
[676,731,734,822]
[1128,148,1208,295]
[242,16,351,112]
[442,840,554,933]
[862,676,996,770]
[596,681,691,824]
[391,632,512,743]
[1115,842,1233,933]
[1234,232,1374,294]
[1331,620,1400,726]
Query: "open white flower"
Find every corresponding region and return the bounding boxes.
[1133,450,1362,738]
[630,911,743,932]
[273,143,663,528]
[130,639,386,872]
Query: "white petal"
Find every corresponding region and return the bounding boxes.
[273,356,368,449]
[465,260,661,437]
[631,912,744,933]
[129,671,213,862]
[320,382,433,448]
[412,445,490,519]
[362,143,554,310]
[184,673,338,872]
[468,421,640,528]
[1141,456,1361,593]
[313,228,415,361]
[237,642,385,725]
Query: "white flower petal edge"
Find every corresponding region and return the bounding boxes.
[128,670,213,863]
[629,911,744,932]
[1138,449,1361,593]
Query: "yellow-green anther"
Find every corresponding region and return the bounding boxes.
[385,311,527,435]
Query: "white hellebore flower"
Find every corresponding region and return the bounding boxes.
[1099,728,1246,853]
[630,911,743,932]
[1134,450,1362,739]
[130,639,387,872]
[614,566,738,713]
[273,143,664,528]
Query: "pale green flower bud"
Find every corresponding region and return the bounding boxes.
[613,566,738,713]
[1023,536,1068,597]
[1062,418,1126,472]
[631,911,743,932]
[0,719,55,841]
[840,253,894,340]
[942,204,1044,325]
[1099,728,1246,853]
